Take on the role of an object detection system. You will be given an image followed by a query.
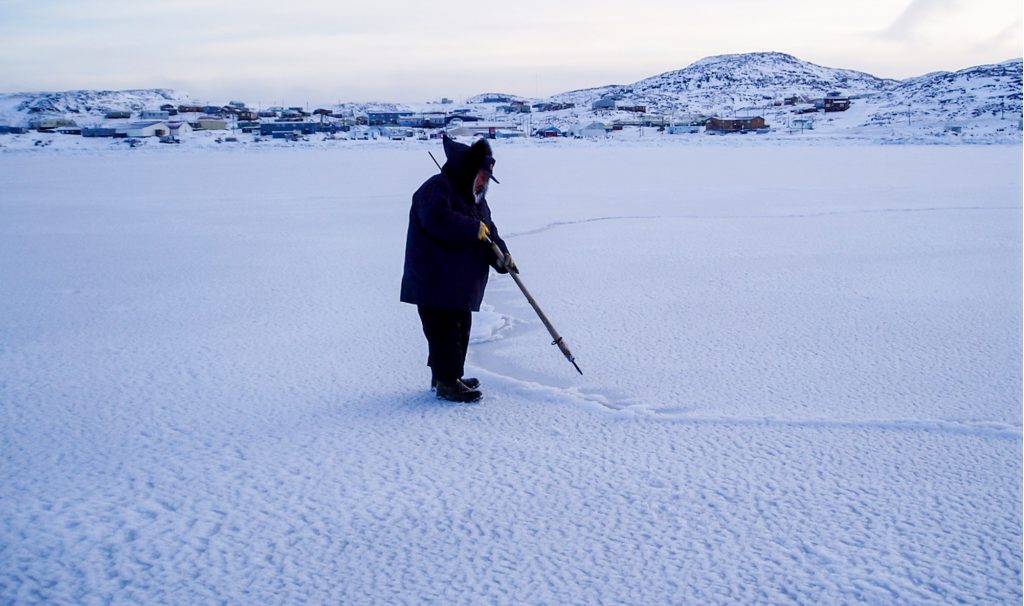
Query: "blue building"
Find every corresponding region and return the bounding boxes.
[260,122,319,135]
[82,128,118,137]
[367,111,414,126]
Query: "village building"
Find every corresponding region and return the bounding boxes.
[195,117,228,130]
[82,127,118,138]
[122,121,170,137]
[104,110,132,119]
[574,122,609,138]
[533,102,574,112]
[140,110,170,120]
[29,118,78,131]
[397,113,448,128]
[168,122,193,138]
[260,122,318,136]
[367,111,415,126]
[823,97,851,112]
[535,126,565,138]
[446,123,523,139]
[790,117,815,133]
[667,124,701,134]
[706,116,768,133]
[236,120,261,133]
[499,103,532,114]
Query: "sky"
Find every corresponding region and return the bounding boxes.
[0,0,1020,104]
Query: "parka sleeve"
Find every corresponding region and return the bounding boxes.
[482,204,511,274]
[413,181,481,244]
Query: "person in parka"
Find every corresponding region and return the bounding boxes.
[400,135,516,402]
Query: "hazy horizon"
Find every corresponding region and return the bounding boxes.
[1,0,1020,105]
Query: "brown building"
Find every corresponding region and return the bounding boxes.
[706,116,767,132]
[823,98,851,112]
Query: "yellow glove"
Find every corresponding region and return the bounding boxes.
[478,222,491,241]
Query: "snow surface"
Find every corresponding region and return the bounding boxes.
[1,143,1021,604]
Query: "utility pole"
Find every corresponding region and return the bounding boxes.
[907,103,911,126]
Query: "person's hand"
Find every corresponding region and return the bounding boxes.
[478,222,490,241]
[501,253,518,274]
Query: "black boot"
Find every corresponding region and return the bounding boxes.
[431,377,480,390]
[435,379,483,403]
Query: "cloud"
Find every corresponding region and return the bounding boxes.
[972,18,1023,56]
[874,0,960,40]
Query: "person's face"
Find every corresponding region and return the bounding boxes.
[473,169,490,196]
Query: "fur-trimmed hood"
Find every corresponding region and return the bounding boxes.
[441,135,496,193]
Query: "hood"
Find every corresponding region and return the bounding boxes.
[441,135,497,193]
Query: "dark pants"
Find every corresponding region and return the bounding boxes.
[417,305,472,383]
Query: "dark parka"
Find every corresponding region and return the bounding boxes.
[400,136,510,312]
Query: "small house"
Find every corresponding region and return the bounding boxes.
[123,121,169,137]
[367,111,414,126]
[260,122,318,136]
[823,97,851,112]
[667,124,701,134]
[196,117,228,130]
[790,118,814,133]
[168,121,193,138]
[104,110,132,119]
[706,116,767,133]
[140,110,170,120]
[237,121,261,133]
[576,122,608,138]
[591,97,616,110]
[30,117,78,131]
[536,126,564,138]
[82,127,118,138]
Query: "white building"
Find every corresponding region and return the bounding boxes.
[446,123,523,139]
[122,121,169,137]
[196,117,228,130]
[575,122,609,138]
[667,124,701,134]
[168,121,193,138]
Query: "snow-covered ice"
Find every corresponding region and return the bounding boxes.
[1,142,1021,604]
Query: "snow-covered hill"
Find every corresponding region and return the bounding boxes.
[536,53,1021,138]
[555,52,895,115]
[0,89,196,127]
[862,60,1023,130]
